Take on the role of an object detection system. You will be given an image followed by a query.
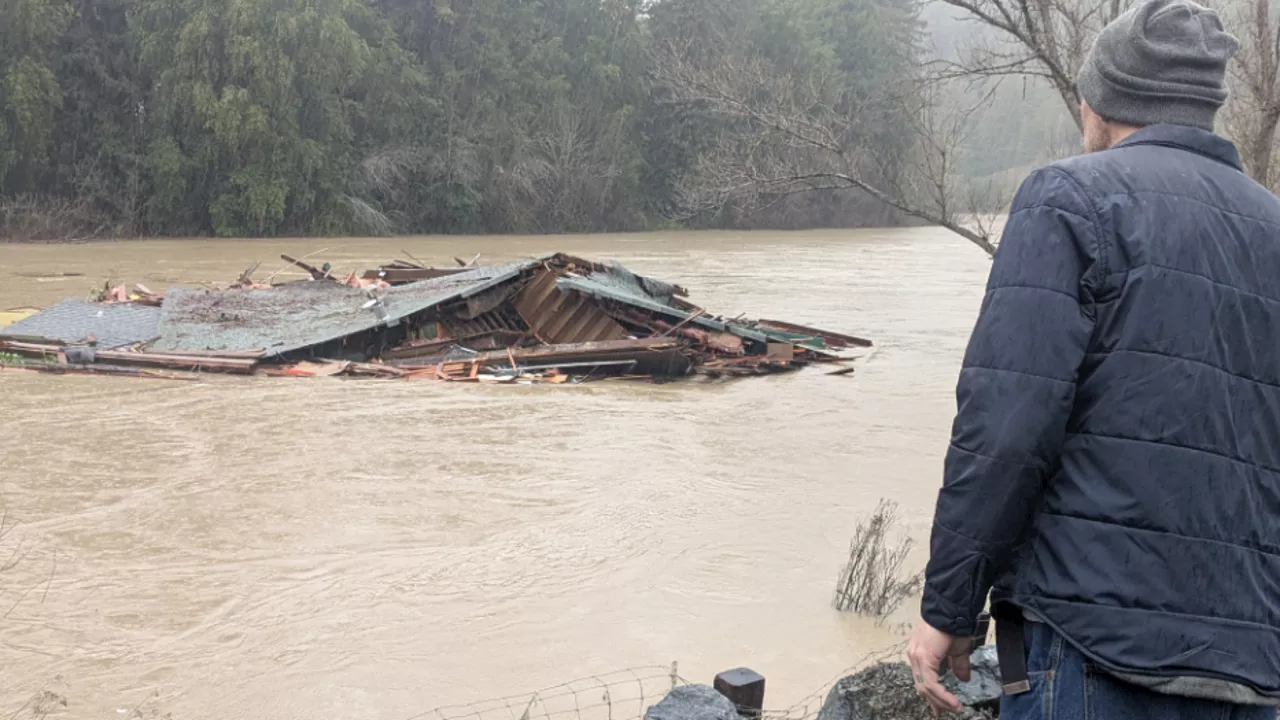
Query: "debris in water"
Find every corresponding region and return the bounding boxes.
[0,307,39,327]
[0,252,871,383]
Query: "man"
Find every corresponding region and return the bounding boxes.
[906,0,1280,717]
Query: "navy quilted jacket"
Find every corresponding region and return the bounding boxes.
[922,124,1280,695]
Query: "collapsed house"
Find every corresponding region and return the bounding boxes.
[0,253,870,382]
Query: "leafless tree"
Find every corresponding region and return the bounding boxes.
[652,35,1002,255]
[346,144,448,235]
[0,194,112,242]
[491,100,638,234]
[1225,0,1280,189]
[349,98,640,235]
[934,0,1130,128]
[935,0,1280,192]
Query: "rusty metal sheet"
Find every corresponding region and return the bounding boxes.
[706,332,745,355]
[556,274,772,343]
[446,307,525,338]
[514,269,627,345]
[458,282,521,320]
[513,269,564,324]
[765,342,795,362]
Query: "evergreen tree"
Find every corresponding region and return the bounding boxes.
[0,0,949,238]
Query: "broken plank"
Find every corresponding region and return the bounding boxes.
[388,337,683,369]
[0,341,260,373]
[281,254,330,281]
[235,262,261,286]
[0,360,197,381]
[361,267,469,284]
[283,360,351,377]
[754,319,872,348]
[95,350,259,373]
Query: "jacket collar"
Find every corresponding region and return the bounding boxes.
[1112,124,1242,170]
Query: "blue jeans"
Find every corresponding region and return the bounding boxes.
[999,622,1276,720]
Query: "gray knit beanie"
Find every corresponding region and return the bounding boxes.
[1077,0,1239,130]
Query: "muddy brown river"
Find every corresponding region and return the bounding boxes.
[0,229,990,719]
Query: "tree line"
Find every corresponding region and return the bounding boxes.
[3,0,1279,245]
[0,0,923,240]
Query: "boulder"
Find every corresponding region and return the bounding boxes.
[645,685,740,720]
[942,645,1002,712]
[816,648,1000,720]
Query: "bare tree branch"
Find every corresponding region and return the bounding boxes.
[938,0,1280,190]
[938,0,1131,128]
[651,33,1002,255]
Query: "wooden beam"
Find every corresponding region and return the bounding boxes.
[281,254,329,281]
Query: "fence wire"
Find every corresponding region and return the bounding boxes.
[409,643,909,720]
[407,665,685,720]
[759,642,909,720]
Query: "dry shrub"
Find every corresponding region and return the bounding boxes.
[0,194,112,242]
[9,686,69,720]
[833,500,923,618]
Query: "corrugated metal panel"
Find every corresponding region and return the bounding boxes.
[575,261,686,302]
[556,274,771,343]
[445,307,526,338]
[514,269,627,345]
[153,259,541,356]
[0,299,161,349]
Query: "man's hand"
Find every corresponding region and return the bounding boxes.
[907,620,973,715]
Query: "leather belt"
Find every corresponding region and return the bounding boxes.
[993,602,1032,695]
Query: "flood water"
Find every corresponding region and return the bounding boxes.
[0,229,991,720]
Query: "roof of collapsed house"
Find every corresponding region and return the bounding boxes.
[152,259,541,356]
[1,298,161,349]
[0,252,871,383]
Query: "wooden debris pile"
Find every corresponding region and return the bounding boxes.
[93,280,164,306]
[0,252,870,383]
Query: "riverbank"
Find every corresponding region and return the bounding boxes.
[0,213,932,246]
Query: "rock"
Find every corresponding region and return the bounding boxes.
[816,654,997,720]
[942,644,1002,712]
[645,685,740,720]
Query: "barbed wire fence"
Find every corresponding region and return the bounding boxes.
[759,643,908,720]
[406,643,910,720]
[406,665,686,720]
